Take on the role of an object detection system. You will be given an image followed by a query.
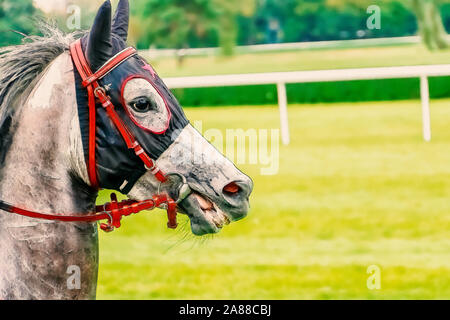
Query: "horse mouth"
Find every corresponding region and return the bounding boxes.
[177,191,232,235]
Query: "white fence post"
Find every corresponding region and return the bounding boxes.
[420,75,431,142]
[277,82,290,145]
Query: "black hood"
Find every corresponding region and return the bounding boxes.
[73,34,189,193]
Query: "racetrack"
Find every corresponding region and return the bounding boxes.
[96,99,450,299]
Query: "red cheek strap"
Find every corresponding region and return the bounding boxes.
[70,39,168,186]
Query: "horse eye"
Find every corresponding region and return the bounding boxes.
[130,97,154,113]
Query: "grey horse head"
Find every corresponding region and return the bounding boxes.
[77,0,254,235]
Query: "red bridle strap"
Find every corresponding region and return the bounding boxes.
[94,88,167,182]
[81,47,137,87]
[69,39,167,187]
[0,193,178,232]
[71,41,100,188]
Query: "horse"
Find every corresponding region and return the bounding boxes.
[0,0,253,299]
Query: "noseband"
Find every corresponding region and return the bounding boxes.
[0,40,191,232]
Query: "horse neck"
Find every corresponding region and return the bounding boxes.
[0,52,99,299]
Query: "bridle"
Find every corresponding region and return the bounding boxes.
[0,40,191,232]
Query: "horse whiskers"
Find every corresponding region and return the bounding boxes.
[162,219,192,253]
[162,218,219,254]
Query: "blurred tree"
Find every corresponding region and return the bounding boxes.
[42,0,106,34]
[410,0,448,50]
[442,4,450,33]
[300,0,416,41]
[247,0,416,44]
[132,0,255,56]
[217,0,255,55]
[0,0,40,46]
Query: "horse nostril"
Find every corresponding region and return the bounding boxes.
[222,179,253,208]
[223,182,241,196]
[222,180,253,201]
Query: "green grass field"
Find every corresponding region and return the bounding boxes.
[146,44,450,77]
[96,98,450,299]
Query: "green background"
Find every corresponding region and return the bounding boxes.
[97,99,450,299]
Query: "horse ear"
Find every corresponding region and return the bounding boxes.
[86,1,113,71]
[112,0,129,41]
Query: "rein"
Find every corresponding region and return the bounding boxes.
[0,40,190,232]
[0,193,177,232]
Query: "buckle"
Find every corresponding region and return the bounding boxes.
[99,193,123,232]
[94,86,107,99]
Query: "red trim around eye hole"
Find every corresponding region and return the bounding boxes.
[119,74,172,135]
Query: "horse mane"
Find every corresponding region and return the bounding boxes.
[0,22,81,126]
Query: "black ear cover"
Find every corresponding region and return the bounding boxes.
[86,1,113,71]
[112,0,129,41]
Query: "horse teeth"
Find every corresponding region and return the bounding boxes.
[193,193,214,211]
[223,215,231,225]
[213,203,230,225]
[192,194,228,229]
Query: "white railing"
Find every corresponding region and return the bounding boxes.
[164,64,450,145]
